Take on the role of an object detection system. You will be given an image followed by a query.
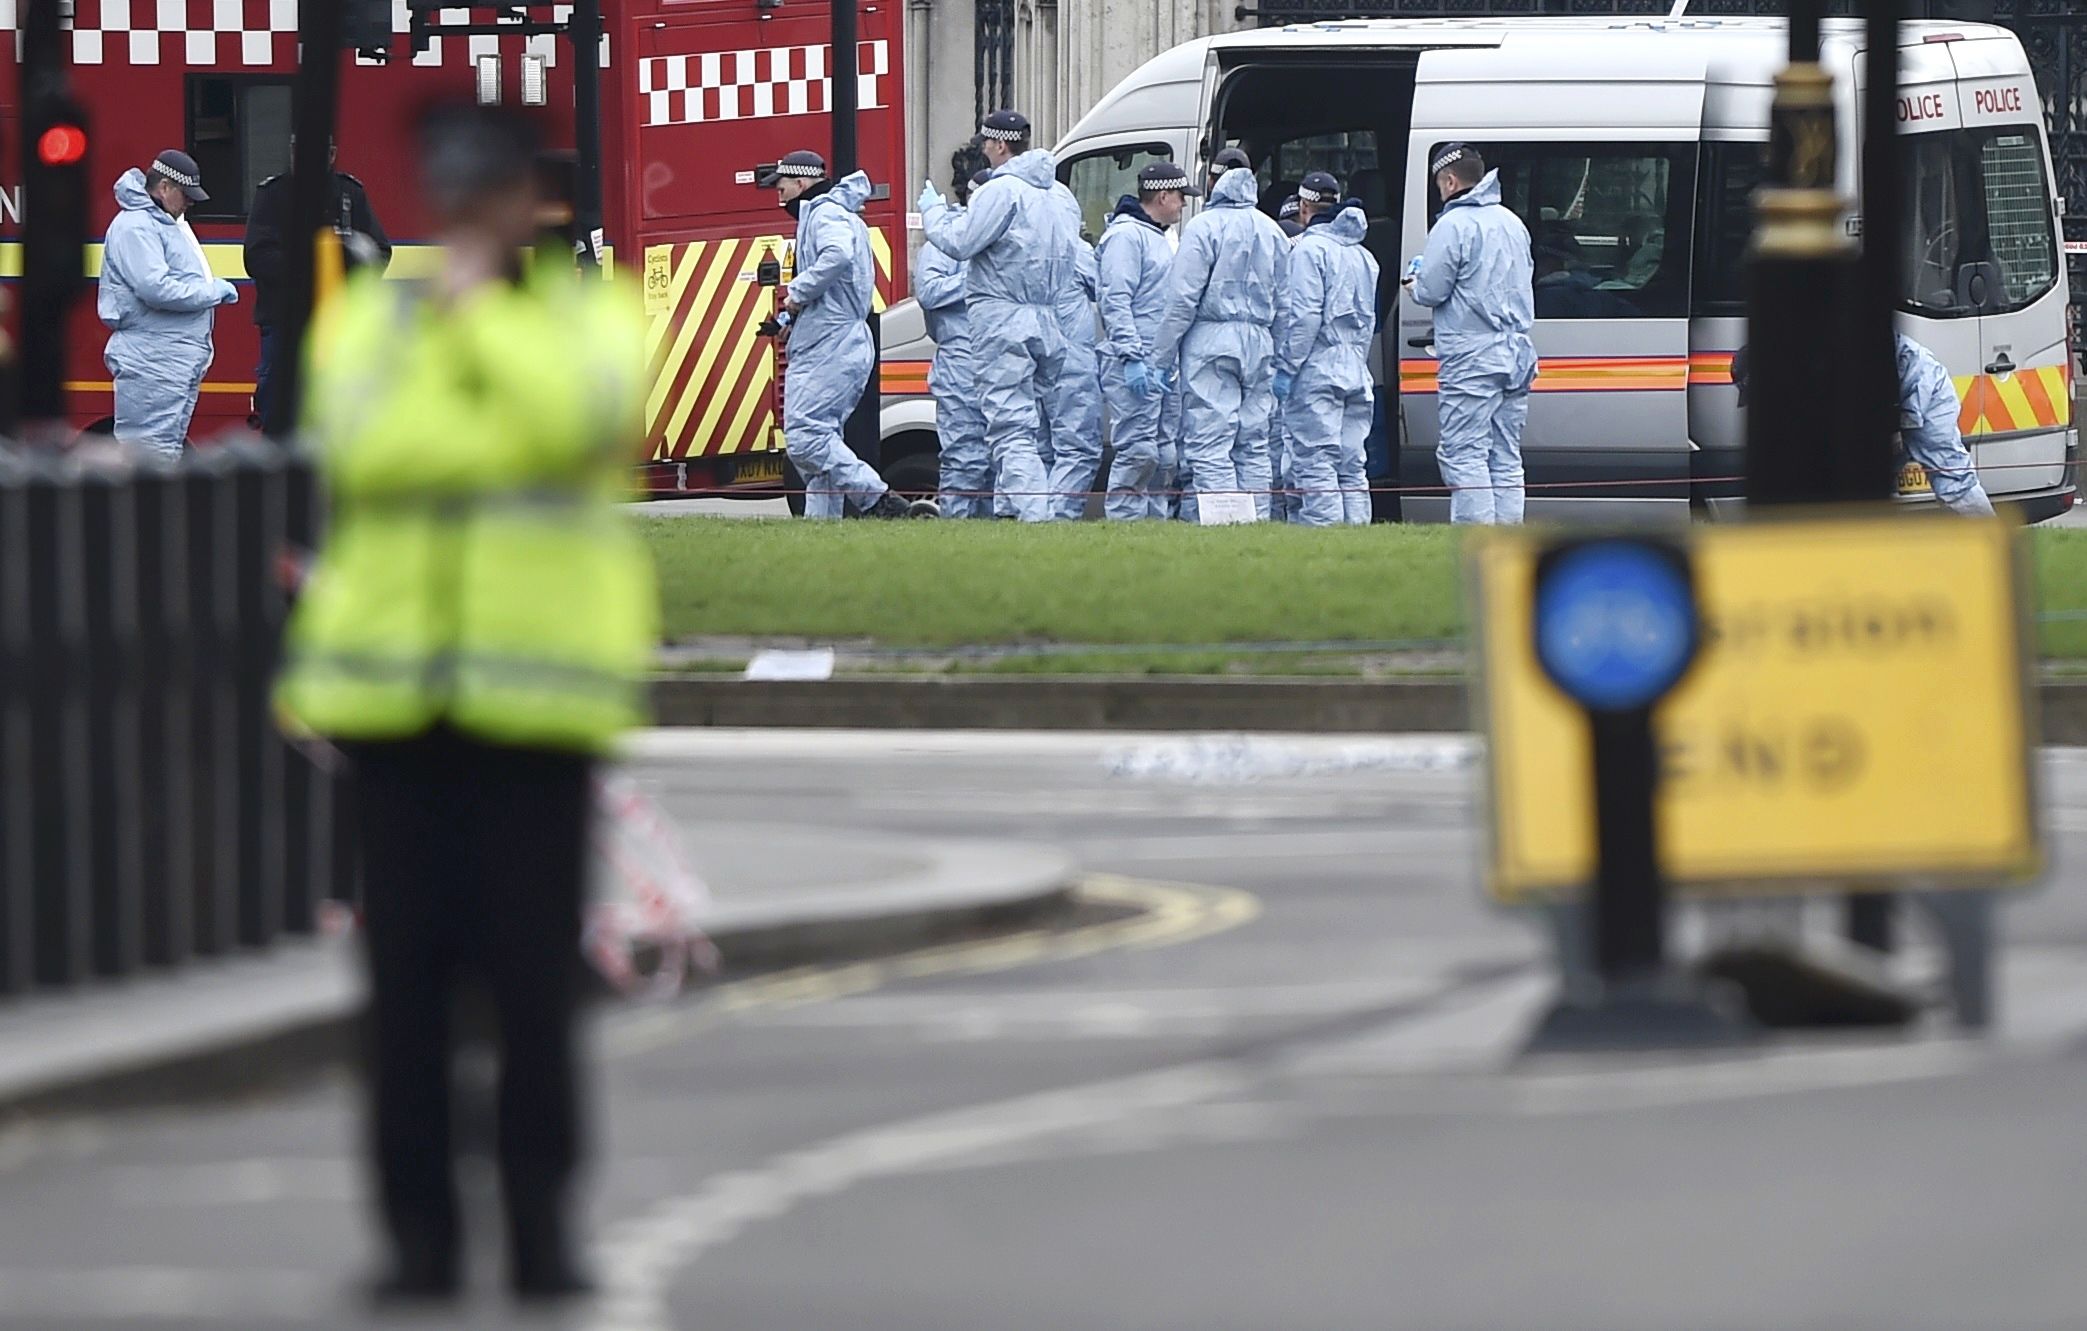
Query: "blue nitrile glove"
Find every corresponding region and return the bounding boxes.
[216,279,239,305]
[917,181,947,215]
[1124,359,1152,400]
[1273,369,1295,401]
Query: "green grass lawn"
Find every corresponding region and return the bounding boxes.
[640,517,2087,670]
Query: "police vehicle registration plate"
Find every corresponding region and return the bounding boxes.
[1897,461,1932,496]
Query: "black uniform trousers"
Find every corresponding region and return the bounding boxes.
[350,725,593,1272]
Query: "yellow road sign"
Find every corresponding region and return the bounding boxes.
[1471,515,2039,902]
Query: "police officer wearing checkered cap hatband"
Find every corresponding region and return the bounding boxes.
[245,136,391,430]
[1151,144,1290,522]
[1097,161,1192,520]
[1277,170,1379,526]
[918,111,1089,521]
[97,150,240,457]
[913,164,995,517]
[1406,142,1536,524]
[764,148,936,518]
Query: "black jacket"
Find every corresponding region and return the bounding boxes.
[242,171,392,328]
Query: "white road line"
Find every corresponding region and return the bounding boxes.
[622,729,1481,763]
[0,1268,334,1322]
[108,1157,356,1207]
[585,1064,1249,1331]
[1079,826,1477,862]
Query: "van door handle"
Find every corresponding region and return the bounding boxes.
[1406,336,1435,349]
[1986,353,2015,375]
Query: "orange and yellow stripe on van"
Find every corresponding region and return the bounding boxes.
[642,226,898,463]
[1955,365,2072,437]
[1688,352,1734,386]
[1398,355,1689,395]
[879,360,932,395]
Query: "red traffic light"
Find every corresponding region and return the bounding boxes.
[36,124,88,167]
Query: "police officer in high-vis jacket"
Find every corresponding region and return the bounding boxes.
[277,106,654,1307]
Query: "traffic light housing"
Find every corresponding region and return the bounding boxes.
[16,0,92,431]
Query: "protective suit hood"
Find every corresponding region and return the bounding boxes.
[1208,167,1259,210]
[1443,169,1503,214]
[114,167,171,222]
[1314,205,1369,245]
[999,150,1059,192]
[827,170,873,213]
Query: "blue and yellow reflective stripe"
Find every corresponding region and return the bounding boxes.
[0,240,444,281]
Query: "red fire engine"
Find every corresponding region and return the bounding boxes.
[0,0,911,494]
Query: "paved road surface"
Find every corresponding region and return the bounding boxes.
[4,732,2087,1329]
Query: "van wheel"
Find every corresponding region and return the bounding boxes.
[880,435,941,501]
[783,457,806,517]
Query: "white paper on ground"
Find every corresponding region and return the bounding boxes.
[744,648,838,681]
[1197,491,1259,526]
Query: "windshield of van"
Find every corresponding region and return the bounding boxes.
[1901,125,2059,317]
[1061,143,1176,244]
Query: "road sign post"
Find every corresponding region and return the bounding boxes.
[1522,539,1749,1050]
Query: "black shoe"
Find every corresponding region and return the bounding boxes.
[509,1210,596,1303]
[865,492,913,520]
[512,1251,597,1303]
[365,1260,461,1309]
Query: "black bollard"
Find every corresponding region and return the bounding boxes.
[22,452,92,987]
[1523,537,1749,1051]
[277,447,321,935]
[183,448,241,956]
[0,449,35,993]
[76,458,146,978]
[133,452,196,968]
[224,439,289,948]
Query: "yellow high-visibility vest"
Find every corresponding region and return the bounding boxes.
[276,255,657,754]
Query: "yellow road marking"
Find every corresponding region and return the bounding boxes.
[606,875,1261,1056]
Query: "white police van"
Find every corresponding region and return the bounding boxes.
[888,16,2076,521]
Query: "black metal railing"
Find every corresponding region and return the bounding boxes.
[0,441,350,996]
[975,0,1017,123]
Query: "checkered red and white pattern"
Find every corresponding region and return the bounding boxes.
[637,40,887,130]
[0,0,607,68]
[0,0,299,66]
[354,1,608,72]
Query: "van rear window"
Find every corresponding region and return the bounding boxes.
[1430,141,1696,321]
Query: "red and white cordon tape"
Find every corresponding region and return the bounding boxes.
[584,773,721,1001]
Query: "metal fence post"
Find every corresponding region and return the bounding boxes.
[184,448,240,956]
[24,452,92,986]
[134,451,196,968]
[0,449,35,993]
[278,445,321,935]
[225,439,288,947]
[77,457,146,977]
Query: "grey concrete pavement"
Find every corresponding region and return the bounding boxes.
[0,815,1072,1115]
[1,732,2085,1329]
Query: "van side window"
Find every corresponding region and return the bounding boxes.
[1900,125,2060,318]
[1427,141,1696,320]
[1061,144,1176,245]
[1692,141,1764,317]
